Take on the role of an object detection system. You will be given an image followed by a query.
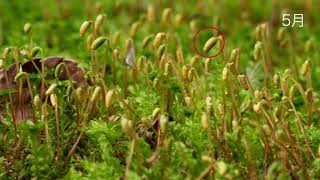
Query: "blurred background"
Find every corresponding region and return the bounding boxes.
[0,0,318,70]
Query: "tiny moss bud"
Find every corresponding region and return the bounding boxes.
[289,85,296,100]
[94,14,106,33]
[111,31,120,47]
[157,44,166,59]
[142,35,153,49]
[201,112,210,129]
[222,66,229,81]
[90,86,102,103]
[76,87,87,102]
[184,96,192,106]
[153,32,166,48]
[105,89,115,108]
[174,14,183,27]
[34,95,42,109]
[206,96,213,112]
[153,77,159,88]
[238,74,249,90]
[182,65,189,81]
[229,48,240,74]
[46,83,57,96]
[254,90,262,101]
[2,47,11,59]
[300,59,311,76]
[305,88,313,102]
[273,73,280,89]
[164,61,171,76]
[160,114,169,132]
[152,107,161,119]
[205,58,210,72]
[304,39,314,53]
[23,22,32,34]
[161,8,172,25]
[129,21,140,37]
[86,34,93,50]
[187,68,194,81]
[253,102,262,113]
[80,21,92,37]
[176,47,184,64]
[277,27,287,42]
[254,41,262,61]
[255,25,262,40]
[121,117,130,134]
[137,56,146,71]
[147,5,155,22]
[189,20,198,32]
[50,94,58,107]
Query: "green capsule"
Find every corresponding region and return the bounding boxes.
[91,36,108,50]
[142,35,153,49]
[55,63,64,78]
[30,47,42,57]
[203,37,219,52]
[14,72,27,82]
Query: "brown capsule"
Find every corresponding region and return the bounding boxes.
[182,65,189,81]
[153,32,166,48]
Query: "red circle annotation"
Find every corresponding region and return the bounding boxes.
[193,26,225,58]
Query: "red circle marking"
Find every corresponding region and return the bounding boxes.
[193,26,225,58]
